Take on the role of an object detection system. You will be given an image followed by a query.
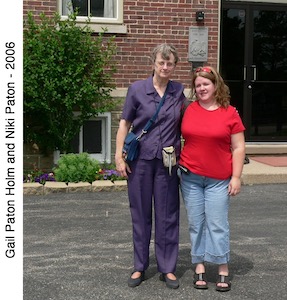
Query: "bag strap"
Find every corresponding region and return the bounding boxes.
[137,81,170,140]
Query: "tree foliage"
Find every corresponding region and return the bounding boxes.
[24,11,117,153]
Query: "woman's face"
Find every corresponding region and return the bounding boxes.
[153,53,175,79]
[194,76,216,103]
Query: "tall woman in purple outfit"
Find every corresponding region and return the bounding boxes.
[115,44,185,289]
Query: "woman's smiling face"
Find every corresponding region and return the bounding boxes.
[194,76,216,103]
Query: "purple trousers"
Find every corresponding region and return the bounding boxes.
[127,158,180,274]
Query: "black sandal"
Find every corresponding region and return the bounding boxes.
[216,275,231,292]
[193,273,208,289]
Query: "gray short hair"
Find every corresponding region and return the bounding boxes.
[151,43,179,64]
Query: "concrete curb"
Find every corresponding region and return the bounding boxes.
[241,159,287,185]
[23,180,128,195]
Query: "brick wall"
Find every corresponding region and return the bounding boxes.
[23,0,219,89]
[23,0,57,17]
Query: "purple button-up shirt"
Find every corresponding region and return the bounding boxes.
[122,76,185,160]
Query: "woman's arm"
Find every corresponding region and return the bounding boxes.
[229,131,245,196]
[115,119,132,177]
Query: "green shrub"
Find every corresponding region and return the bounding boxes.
[53,153,100,183]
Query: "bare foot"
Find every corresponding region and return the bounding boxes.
[217,264,229,288]
[194,263,207,287]
[131,271,142,279]
[166,273,176,280]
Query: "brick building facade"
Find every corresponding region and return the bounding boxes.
[23,0,220,170]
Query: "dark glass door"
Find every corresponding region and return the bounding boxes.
[221,2,287,141]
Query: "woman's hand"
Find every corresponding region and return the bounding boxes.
[228,176,241,196]
[115,156,131,178]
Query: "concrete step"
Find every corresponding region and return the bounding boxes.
[246,144,287,155]
[242,158,287,185]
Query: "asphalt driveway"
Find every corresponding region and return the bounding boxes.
[24,184,287,300]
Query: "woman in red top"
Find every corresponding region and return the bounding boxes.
[179,66,245,292]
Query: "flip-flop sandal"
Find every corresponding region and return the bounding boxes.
[216,275,231,292]
[193,273,208,289]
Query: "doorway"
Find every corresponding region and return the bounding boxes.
[220,1,287,141]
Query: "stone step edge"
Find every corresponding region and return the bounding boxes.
[23,180,128,195]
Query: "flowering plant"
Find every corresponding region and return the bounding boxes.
[34,173,56,184]
[23,169,56,185]
[95,169,125,182]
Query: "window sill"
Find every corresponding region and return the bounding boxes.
[77,22,127,34]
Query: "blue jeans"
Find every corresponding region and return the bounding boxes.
[179,169,231,265]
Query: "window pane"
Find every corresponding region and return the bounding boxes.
[62,0,121,24]
[83,120,102,153]
[71,132,80,153]
[91,0,104,17]
[72,0,88,16]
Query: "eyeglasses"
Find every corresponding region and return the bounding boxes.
[195,67,212,73]
[156,61,175,68]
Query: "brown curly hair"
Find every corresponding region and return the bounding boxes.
[190,66,230,108]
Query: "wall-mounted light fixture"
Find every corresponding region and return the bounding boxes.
[196,11,205,22]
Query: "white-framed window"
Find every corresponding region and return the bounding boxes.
[59,0,126,33]
[71,113,111,163]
